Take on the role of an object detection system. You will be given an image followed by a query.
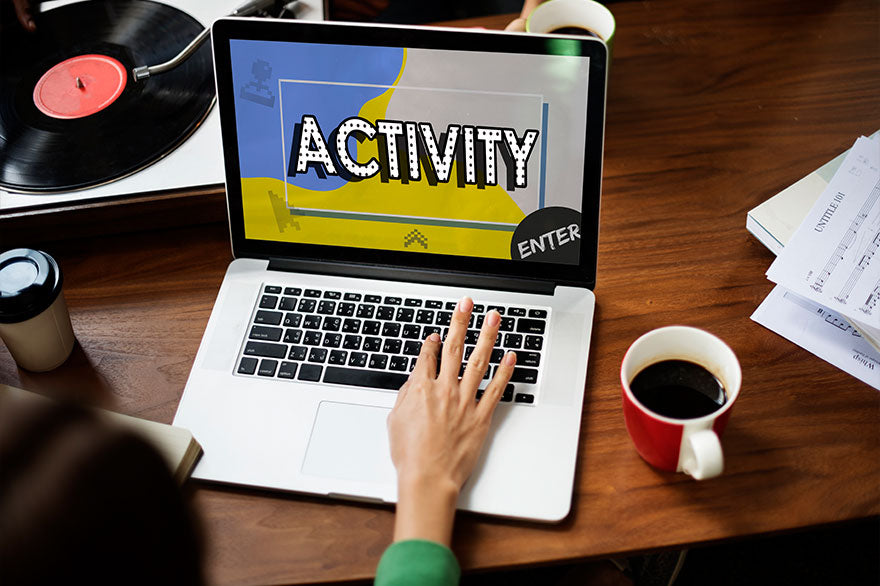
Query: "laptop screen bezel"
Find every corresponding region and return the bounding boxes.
[212,18,606,290]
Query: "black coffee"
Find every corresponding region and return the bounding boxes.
[549,26,599,38]
[630,360,726,419]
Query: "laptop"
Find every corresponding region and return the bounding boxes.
[173,17,606,522]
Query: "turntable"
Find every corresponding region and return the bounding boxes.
[0,0,324,213]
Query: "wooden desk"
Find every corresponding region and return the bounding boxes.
[1,0,878,584]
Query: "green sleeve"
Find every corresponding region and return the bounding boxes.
[375,539,461,586]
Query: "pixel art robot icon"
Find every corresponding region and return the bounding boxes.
[240,59,275,107]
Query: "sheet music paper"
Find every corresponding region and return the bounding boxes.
[751,285,880,389]
[767,136,880,334]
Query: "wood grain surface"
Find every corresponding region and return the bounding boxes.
[1,0,878,584]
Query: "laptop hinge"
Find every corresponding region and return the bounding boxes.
[266,258,556,295]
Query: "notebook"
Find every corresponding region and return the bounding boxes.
[173,18,607,522]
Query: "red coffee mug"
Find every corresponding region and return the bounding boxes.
[620,326,741,480]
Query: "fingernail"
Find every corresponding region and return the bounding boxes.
[486,310,500,326]
[428,333,440,342]
[503,351,517,365]
[457,296,473,313]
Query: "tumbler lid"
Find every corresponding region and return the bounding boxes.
[0,249,63,324]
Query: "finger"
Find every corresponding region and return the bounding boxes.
[13,0,35,31]
[439,296,473,380]
[460,310,501,393]
[504,18,526,32]
[477,351,516,418]
[411,332,441,381]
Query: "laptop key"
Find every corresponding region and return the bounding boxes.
[317,300,336,315]
[303,331,322,345]
[279,296,297,311]
[323,366,408,390]
[288,345,307,361]
[258,359,278,377]
[297,299,316,312]
[528,309,548,318]
[238,356,258,375]
[348,352,368,367]
[356,304,375,318]
[283,312,303,328]
[283,287,302,296]
[308,348,328,363]
[322,333,342,348]
[395,307,415,322]
[519,351,541,367]
[436,311,452,326]
[389,356,409,371]
[298,364,322,381]
[404,298,422,307]
[369,354,388,369]
[515,393,535,404]
[503,333,523,348]
[255,310,282,325]
[342,335,362,350]
[250,325,283,342]
[328,350,348,365]
[363,337,382,352]
[337,302,355,317]
[376,306,395,320]
[323,291,341,299]
[403,340,421,356]
[510,367,538,384]
[415,309,434,324]
[490,348,505,363]
[278,361,298,379]
[425,300,443,309]
[384,296,402,305]
[383,339,402,354]
[382,322,401,337]
[259,295,278,309]
[283,329,303,344]
[322,317,341,332]
[264,285,282,294]
[501,385,514,402]
[516,318,546,334]
[524,335,543,350]
[344,292,361,301]
[401,324,421,339]
[364,294,381,303]
[304,289,321,298]
[342,318,361,333]
[500,317,515,331]
[303,315,321,329]
[244,341,287,359]
[508,307,526,317]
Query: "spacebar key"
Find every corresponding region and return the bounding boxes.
[323,367,409,390]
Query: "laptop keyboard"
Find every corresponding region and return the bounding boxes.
[235,284,549,405]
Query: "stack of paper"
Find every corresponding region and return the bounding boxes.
[751,135,880,389]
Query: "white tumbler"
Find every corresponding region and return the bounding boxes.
[0,249,75,372]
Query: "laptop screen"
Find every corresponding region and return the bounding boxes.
[214,20,606,287]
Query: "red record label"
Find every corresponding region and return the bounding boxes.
[32,54,127,119]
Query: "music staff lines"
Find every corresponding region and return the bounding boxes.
[812,179,880,297]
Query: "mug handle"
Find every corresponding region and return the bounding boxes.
[681,429,723,480]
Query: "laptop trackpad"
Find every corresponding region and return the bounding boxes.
[301,401,396,485]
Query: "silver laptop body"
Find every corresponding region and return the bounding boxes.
[174,18,607,522]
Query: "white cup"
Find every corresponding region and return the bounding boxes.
[526,0,616,53]
[0,249,75,372]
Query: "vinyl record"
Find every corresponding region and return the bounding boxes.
[0,0,215,193]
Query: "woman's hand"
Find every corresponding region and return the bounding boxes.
[387,296,516,546]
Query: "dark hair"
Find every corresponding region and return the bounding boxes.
[0,398,204,586]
